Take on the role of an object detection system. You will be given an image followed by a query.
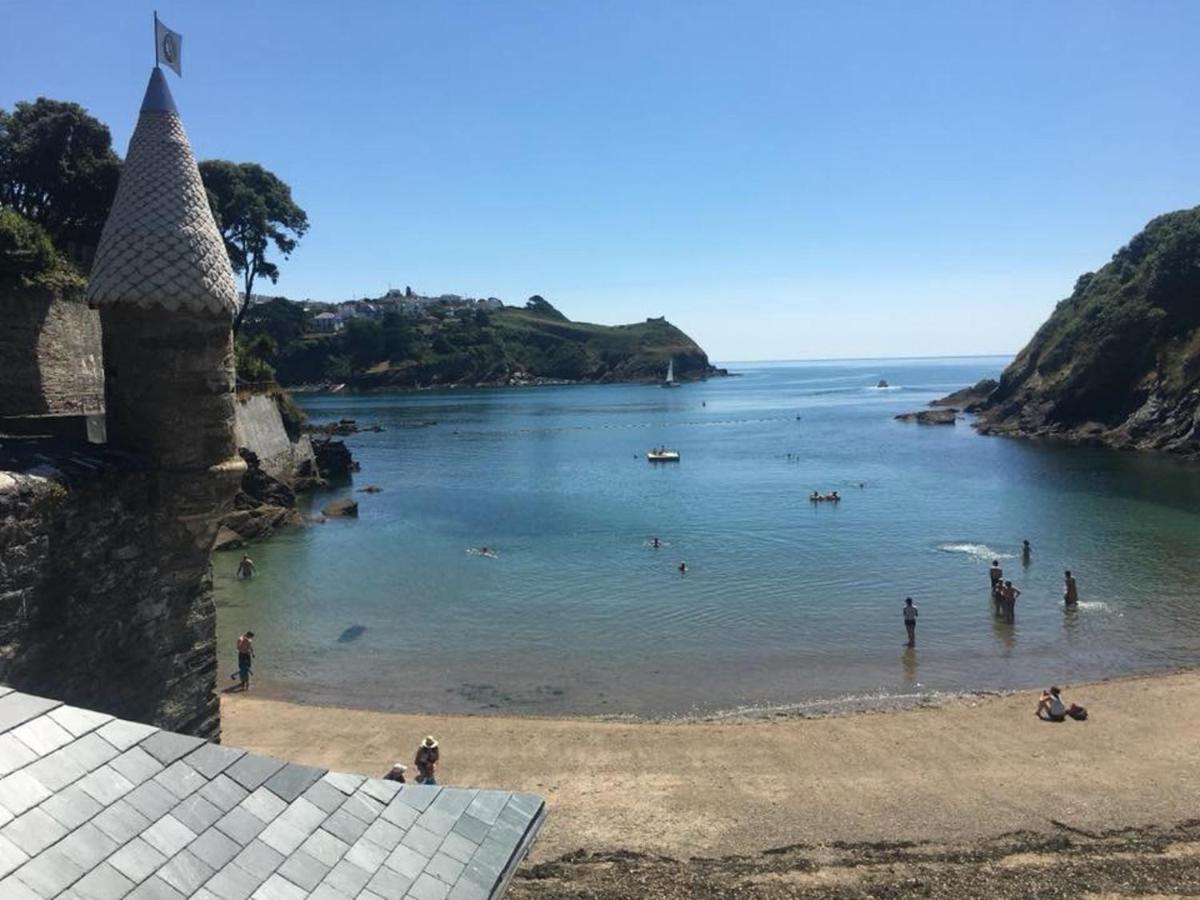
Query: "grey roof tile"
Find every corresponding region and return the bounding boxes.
[153,760,208,799]
[56,822,120,872]
[318,807,368,845]
[274,796,325,835]
[263,764,325,804]
[140,731,206,767]
[170,794,224,835]
[257,819,309,857]
[381,796,420,831]
[126,874,185,899]
[299,828,349,869]
[430,788,477,820]
[40,783,104,829]
[125,779,180,821]
[318,772,363,796]
[96,720,157,753]
[107,836,167,883]
[424,851,466,886]
[251,872,308,900]
[400,824,443,859]
[341,791,385,823]
[321,858,371,895]
[366,864,414,898]
[240,787,288,824]
[0,832,30,879]
[0,734,38,777]
[110,746,165,786]
[458,860,501,895]
[462,792,509,827]
[197,774,249,812]
[70,861,135,900]
[446,877,489,900]
[305,885,351,900]
[141,814,196,858]
[77,764,136,806]
[508,792,543,818]
[0,693,61,734]
[225,754,286,792]
[184,743,245,780]
[15,845,85,895]
[67,733,122,771]
[407,871,452,900]
[299,780,345,815]
[343,837,388,875]
[188,827,242,871]
[274,850,329,892]
[361,817,405,853]
[385,843,429,880]
[215,805,267,847]
[10,713,76,756]
[438,831,479,865]
[358,777,402,806]
[414,806,458,838]
[0,771,52,815]
[202,861,262,900]
[395,785,440,813]
[48,706,113,739]
[0,874,41,899]
[23,745,90,792]
[450,813,490,846]
[92,800,153,846]
[192,889,222,900]
[157,849,216,896]
[3,807,68,856]
[231,838,284,881]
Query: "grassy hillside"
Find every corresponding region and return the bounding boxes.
[245,297,721,389]
[970,206,1200,454]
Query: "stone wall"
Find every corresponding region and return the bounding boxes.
[234,393,316,480]
[0,445,235,739]
[0,286,104,417]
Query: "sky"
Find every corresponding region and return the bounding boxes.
[2,1,1198,360]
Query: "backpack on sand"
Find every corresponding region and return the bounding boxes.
[1068,704,1088,721]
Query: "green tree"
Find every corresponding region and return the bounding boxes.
[381,310,416,360]
[198,160,308,333]
[239,297,307,348]
[0,99,121,253]
[341,318,384,369]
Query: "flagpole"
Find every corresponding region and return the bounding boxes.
[153,10,159,67]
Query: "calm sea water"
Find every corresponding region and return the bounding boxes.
[214,358,1200,717]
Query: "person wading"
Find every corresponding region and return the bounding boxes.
[903,597,919,648]
[1063,570,1079,606]
[233,631,255,691]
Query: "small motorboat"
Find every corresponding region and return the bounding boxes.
[876,379,889,388]
[647,448,680,462]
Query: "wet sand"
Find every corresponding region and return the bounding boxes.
[221,669,1200,862]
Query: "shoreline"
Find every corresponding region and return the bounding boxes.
[222,666,1200,862]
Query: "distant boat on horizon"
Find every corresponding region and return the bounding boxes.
[662,357,682,388]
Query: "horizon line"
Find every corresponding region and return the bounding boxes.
[714,353,1014,365]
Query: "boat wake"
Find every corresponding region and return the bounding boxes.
[466,548,498,559]
[937,542,1016,562]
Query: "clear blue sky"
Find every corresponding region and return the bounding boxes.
[3,1,1197,360]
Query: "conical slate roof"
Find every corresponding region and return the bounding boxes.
[87,68,238,315]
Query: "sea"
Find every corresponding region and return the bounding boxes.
[214,358,1200,718]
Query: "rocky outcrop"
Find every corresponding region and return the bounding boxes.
[931,379,997,411]
[954,207,1200,456]
[895,408,958,425]
[322,498,358,517]
[313,437,358,479]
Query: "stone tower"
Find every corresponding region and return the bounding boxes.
[79,67,245,737]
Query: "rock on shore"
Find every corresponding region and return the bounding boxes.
[895,408,958,425]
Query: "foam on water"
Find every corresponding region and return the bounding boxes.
[937,542,1017,562]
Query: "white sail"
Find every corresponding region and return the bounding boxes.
[666,358,675,383]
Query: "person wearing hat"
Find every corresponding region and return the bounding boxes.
[415,736,440,784]
[383,763,407,783]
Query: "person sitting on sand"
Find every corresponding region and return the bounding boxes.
[236,554,256,579]
[383,763,407,783]
[1063,570,1079,605]
[989,560,1003,588]
[1002,581,1020,624]
[1036,686,1068,722]
[415,736,439,784]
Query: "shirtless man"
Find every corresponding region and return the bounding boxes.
[235,631,255,691]
[1063,570,1079,605]
[1022,540,1032,565]
[989,560,1003,589]
[1002,581,1020,624]
[236,555,256,579]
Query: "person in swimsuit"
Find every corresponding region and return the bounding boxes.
[1063,570,1079,605]
[903,597,918,648]
[678,561,688,574]
[989,560,1003,589]
[1002,581,1020,624]
[236,555,256,579]
[234,631,255,691]
[1022,540,1032,565]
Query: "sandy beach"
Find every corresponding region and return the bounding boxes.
[222,668,1200,865]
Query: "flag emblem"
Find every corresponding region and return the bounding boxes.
[155,17,183,77]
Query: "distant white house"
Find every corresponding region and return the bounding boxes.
[311,311,342,333]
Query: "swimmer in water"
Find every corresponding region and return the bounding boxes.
[651,537,661,549]
[1063,570,1079,605]
[810,491,821,502]
[1022,539,1032,564]
[678,561,687,574]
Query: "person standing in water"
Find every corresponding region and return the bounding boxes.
[1063,570,1079,605]
[678,561,688,574]
[236,554,256,579]
[989,560,1003,589]
[902,597,918,648]
[1002,581,1020,624]
[234,631,255,691]
[1022,540,1032,565]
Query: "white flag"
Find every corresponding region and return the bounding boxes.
[155,18,183,77]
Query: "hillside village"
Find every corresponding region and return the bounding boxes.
[262,288,507,334]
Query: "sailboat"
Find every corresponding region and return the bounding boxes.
[661,357,682,388]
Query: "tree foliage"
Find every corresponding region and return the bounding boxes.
[0,208,85,293]
[199,160,308,333]
[0,99,120,254]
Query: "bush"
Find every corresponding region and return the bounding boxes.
[0,208,82,292]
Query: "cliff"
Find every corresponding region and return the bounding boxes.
[966,207,1200,455]
[256,298,723,389]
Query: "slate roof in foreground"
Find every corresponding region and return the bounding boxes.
[0,686,545,899]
